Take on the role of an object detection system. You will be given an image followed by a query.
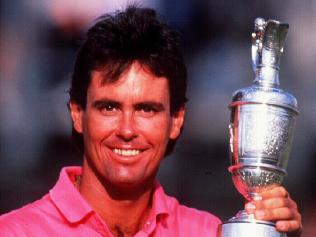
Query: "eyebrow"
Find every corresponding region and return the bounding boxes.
[92,99,121,109]
[134,102,166,112]
[91,99,166,111]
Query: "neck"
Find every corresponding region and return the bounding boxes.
[78,159,154,237]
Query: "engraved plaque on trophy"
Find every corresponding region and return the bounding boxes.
[218,18,299,237]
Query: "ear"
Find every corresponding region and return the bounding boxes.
[69,102,84,134]
[169,106,185,139]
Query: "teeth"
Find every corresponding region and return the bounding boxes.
[113,149,141,156]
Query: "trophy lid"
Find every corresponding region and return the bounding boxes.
[230,17,299,115]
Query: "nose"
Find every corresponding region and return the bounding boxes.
[116,112,138,141]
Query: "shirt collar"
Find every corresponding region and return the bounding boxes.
[151,182,170,217]
[49,166,170,224]
[49,166,94,223]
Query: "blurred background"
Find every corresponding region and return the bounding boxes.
[0,0,315,235]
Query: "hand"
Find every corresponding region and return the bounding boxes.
[245,185,302,234]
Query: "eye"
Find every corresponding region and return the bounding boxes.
[104,104,116,111]
[140,105,156,113]
[99,103,120,115]
[135,103,163,117]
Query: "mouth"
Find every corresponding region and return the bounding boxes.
[112,148,142,157]
[109,147,146,165]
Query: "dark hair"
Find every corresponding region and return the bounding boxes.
[69,5,187,155]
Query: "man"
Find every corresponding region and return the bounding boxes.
[0,6,301,237]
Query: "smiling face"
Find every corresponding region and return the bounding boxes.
[70,62,184,189]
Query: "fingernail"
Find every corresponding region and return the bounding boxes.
[253,195,262,201]
[277,223,285,230]
[255,210,265,220]
[245,202,256,210]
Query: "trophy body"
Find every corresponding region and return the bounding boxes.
[218,18,299,237]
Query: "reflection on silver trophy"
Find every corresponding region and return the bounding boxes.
[218,18,299,237]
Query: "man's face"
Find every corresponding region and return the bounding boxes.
[70,63,184,189]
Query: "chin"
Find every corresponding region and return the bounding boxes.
[109,172,155,191]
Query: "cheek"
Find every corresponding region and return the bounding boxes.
[83,114,117,141]
[137,116,172,145]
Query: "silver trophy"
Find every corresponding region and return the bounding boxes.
[218,18,299,237]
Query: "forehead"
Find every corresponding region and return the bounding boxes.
[88,63,170,103]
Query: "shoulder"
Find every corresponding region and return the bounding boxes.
[0,194,54,236]
[164,195,222,236]
[0,166,81,236]
[153,184,222,236]
[0,213,29,237]
[176,199,221,227]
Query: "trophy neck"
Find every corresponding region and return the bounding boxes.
[254,65,279,88]
[254,45,281,87]
[253,37,282,88]
[252,18,288,88]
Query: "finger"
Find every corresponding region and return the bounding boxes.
[276,219,302,232]
[258,186,288,199]
[245,196,297,214]
[245,202,256,214]
[252,197,297,210]
[254,207,296,221]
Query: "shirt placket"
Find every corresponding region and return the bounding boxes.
[90,213,115,237]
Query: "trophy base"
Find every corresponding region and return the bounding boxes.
[218,210,287,237]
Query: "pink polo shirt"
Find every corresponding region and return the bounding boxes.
[0,166,221,237]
